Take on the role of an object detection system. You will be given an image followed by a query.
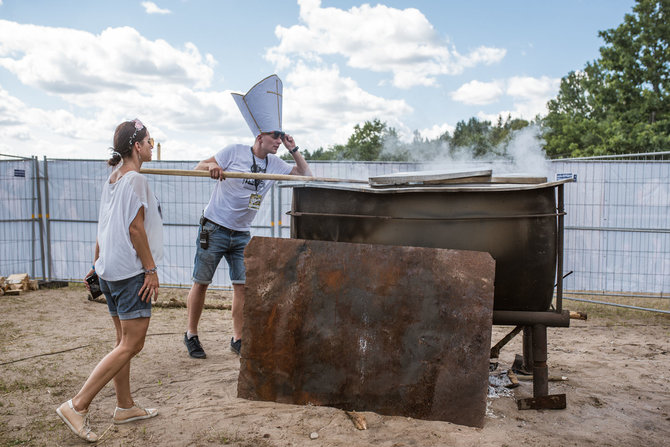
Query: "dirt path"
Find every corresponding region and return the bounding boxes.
[1,286,668,446]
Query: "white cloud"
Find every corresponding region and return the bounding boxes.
[0,85,107,158]
[506,76,559,99]
[0,21,214,94]
[0,18,413,159]
[0,20,241,160]
[454,46,507,69]
[283,62,412,149]
[266,0,506,89]
[451,80,504,105]
[417,123,454,140]
[505,76,560,119]
[452,76,560,120]
[0,81,240,161]
[142,1,171,15]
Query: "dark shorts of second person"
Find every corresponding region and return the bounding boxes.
[100,272,152,320]
[192,218,251,285]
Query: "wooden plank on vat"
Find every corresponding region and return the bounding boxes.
[369,169,492,187]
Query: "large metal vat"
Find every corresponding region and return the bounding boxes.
[289,178,572,408]
[289,181,564,312]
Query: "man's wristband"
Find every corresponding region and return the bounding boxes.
[144,266,158,275]
[290,146,299,154]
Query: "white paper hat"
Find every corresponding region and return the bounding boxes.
[231,74,283,136]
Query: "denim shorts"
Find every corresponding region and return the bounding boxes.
[192,219,251,285]
[100,272,152,320]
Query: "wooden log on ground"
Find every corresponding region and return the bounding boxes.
[6,273,30,291]
[345,411,367,430]
[87,294,231,310]
[506,370,520,388]
[516,374,568,382]
[569,310,587,320]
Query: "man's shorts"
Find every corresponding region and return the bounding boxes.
[100,272,152,320]
[192,218,251,285]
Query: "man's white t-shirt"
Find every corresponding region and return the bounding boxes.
[95,170,164,281]
[203,144,293,231]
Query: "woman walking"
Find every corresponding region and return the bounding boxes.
[56,119,163,442]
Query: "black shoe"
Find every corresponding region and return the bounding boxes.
[184,333,206,359]
[230,337,241,355]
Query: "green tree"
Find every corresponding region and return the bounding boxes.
[283,115,532,163]
[340,119,387,160]
[307,147,337,160]
[543,0,670,158]
[448,116,531,158]
[281,119,397,161]
[451,117,493,157]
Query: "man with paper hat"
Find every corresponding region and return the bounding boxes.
[232,74,284,136]
[183,74,312,359]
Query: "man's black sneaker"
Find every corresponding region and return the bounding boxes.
[230,337,241,355]
[184,333,206,359]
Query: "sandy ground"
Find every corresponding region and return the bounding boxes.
[1,285,669,447]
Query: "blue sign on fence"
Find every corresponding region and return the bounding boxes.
[556,172,577,182]
[14,169,26,178]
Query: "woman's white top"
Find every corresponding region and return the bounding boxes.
[95,170,163,281]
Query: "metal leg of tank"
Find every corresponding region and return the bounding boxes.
[522,326,534,373]
[516,323,567,410]
[532,324,549,397]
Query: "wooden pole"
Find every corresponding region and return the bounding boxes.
[139,168,368,184]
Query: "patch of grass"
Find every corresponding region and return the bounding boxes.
[0,417,61,447]
[3,438,32,446]
[561,293,670,325]
[0,373,76,396]
[0,419,28,446]
[0,320,18,353]
[0,379,30,394]
[67,282,86,291]
[25,417,59,434]
[0,320,15,330]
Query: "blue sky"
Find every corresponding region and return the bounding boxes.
[0,0,636,161]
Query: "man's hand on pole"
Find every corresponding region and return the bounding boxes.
[208,162,225,180]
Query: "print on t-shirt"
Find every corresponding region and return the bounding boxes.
[243,158,267,191]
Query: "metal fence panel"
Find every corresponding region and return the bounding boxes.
[1,156,668,296]
[552,160,670,295]
[0,155,44,279]
[44,159,105,280]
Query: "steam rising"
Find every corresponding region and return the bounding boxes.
[380,125,551,178]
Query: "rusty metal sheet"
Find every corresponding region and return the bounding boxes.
[238,237,495,427]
